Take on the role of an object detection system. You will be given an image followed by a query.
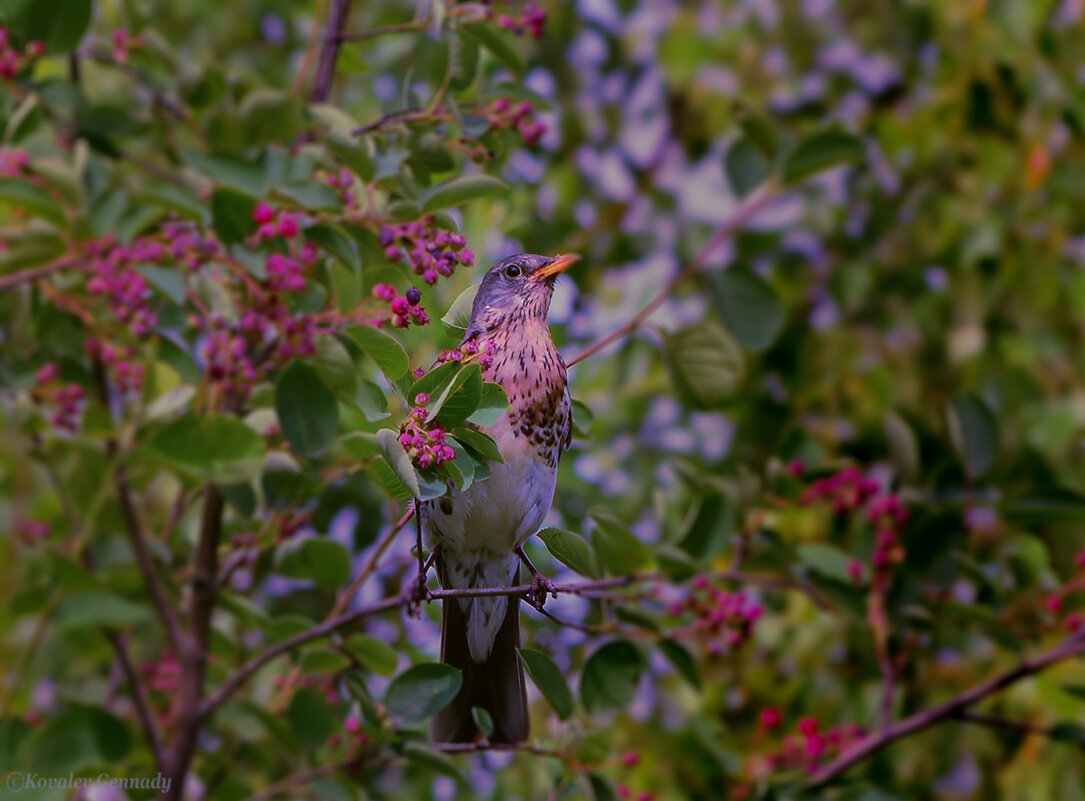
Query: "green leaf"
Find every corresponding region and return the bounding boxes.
[1007,488,1085,522]
[885,411,921,482]
[409,361,463,407]
[782,128,866,184]
[678,495,734,562]
[1049,722,1085,745]
[210,187,257,246]
[580,640,646,713]
[658,639,702,690]
[461,22,525,75]
[240,88,303,145]
[797,543,857,584]
[590,510,652,575]
[384,663,462,723]
[347,325,410,380]
[376,428,421,498]
[7,0,91,52]
[450,427,504,463]
[421,174,508,213]
[299,649,352,673]
[306,223,361,274]
[275,361,339,459]
[468,382,509,426]
[724,137,772,198]
[287,687,334,751]
[343,634,398,676]
[714,268,784,351]
[327,134,376,181]
[538,527,598,578]
[0,179,66,227]
[137,265,187,306]
[54,591,150,629]
[442,284,479,331]
[518,648,574,720]
[274,537,351,591]
[435,369,483,425]
[471,707,494,738]
[450,31,479,91]
[663,320,745,407]
[571,399,593,438]
[148,414,266,484]
[403,741,463,780]
[947,393,999,480]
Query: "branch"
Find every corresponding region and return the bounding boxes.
[954,710,1055,738]
[335,20,428,42]
[0,255,82,292]
[241,755,367,801]
[104,630,164,766]
[92,358,185,655]
[809,630,1085,785]
[565,181,780,367]
[309,0,352,103]
[200,596,405,717]
[437,741,569,759]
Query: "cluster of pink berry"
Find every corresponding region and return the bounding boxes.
[15,520,50,544]
[32,362,85,433]
[488,98,547,146]
[0,147,28,177]
[800,465,880,513]
[85,238,159,337]
[372,283,429,329]
[161,222,221,270]
[274,510,311,544]
[328,714,371,753]
[140,650,181,729]
[479,2,547,37]
[87,339,145,399]
[758,714,864,774]
[398,394,456,469]
[670,575,762,655]
[0,28,45,79]
[1042,550,1085,633]
[323,167,356,209]
[109,29,142,65]
[437,338,496,369]
[379,219,474,285]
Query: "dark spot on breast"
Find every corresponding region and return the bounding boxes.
[439,498,454,515]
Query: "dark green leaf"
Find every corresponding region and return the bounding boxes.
[450,427,504,463]
[347,325,410,380]
[274,537,351,591]
[663,321,745,407]
[54,591,150,629]
[287,687,334,751]
[275,361,339,459]
[376,428,421,498]
[797,543,857,584]
[725,137,772,198]
[442,284,479,331]
[0,179,66,227]
[210,187,257,246]
[420,174,508,213]
[538,527,598,578]
[327,134,376,181]
[460,22,524,75]
[580,640,645,713]
[714,268,784,351]
[148,414,266,484]
[306,223,361,274]
[590,510,652,575]
[782,128,865,184]
[467,382,509,426]
[403,741,462,779]
[948,393,999,479]
[658,639,702,690]
[384,663,462,723]
[343,634,398,676]
[471,707,494,738]
[518,648,574,719]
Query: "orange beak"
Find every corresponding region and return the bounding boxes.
[531,253,581,281]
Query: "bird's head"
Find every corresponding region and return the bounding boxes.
[463,253,580,339]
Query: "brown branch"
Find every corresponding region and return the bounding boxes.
[200,596,405,717]
[809,630,1085,785]
[92,358,185,656]
[240,755,368,801]
[954,710,1056,738]
[105,630,164,765]
[309,0,352,103]
[352,107,434,136]
[565,181,781,368]
[0,254,82,292]
[437,741,569,759]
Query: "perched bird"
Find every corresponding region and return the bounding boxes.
[422,252,579,744]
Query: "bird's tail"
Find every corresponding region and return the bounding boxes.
[431,560,528,744]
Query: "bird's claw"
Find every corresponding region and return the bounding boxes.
[527,572,556,611]
[406,572,430,619]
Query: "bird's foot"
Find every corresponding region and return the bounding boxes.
[527,571,556,611]
[405,572,430,619]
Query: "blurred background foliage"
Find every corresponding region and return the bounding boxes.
[2,0,1085,800]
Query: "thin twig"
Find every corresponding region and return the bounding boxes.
[809,630,1085,784]
[105,630,164,766]
[565,181,780,367]
[0,255,82,292]
[240,755,367,801]
[953,710,1056,738]
[437,741,569,758]
[335,20,428,42]
[352,107,434,136]
[309,0,352,103]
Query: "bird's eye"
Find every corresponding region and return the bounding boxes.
[504,264,522,279]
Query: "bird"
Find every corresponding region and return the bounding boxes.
[421,252,579,744]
